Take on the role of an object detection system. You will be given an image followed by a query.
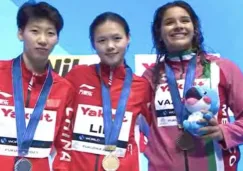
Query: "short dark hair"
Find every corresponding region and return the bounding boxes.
[89,12,130,48]
[17,1,64,35]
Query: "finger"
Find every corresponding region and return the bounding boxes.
[198,117,218,126]
[200,132,221,141]
[200,132,217,139]
[199,126,218,134]
[208,118,218,126]
[196,121,208,126]
[197,118,207,124]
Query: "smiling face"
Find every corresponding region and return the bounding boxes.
[18,18,58,72]
[93,20,130,67]
[160,6,194,53]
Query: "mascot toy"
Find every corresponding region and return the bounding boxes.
[183,86,219,136]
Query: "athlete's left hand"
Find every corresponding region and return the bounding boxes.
[197,116,224,141]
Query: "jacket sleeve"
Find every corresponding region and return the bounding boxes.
[141,68,154,126]
[141,79,152,126]
[217,58,243,149]
[52,85,75,171]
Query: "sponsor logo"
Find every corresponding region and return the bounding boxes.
[1,107,53,122]
[79,84,95,97]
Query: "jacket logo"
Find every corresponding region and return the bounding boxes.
[79,84,95,97]
[0,91,12,98]
[0,91,12,105]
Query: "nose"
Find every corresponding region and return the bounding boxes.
[37,34,47,46]
[174,20,183,30]
[106,40,115,51]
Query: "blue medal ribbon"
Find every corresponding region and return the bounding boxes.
[164,55,196,127]
[12,56,53,156]
[96,64,133,146]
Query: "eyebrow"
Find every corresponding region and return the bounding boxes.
[96,33,122,39]
[29,24,55,30]
[164,16,191,21]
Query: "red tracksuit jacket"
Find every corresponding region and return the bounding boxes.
[0,59,74,171]
[65,63,151,171]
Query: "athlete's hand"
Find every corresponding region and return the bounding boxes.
[197,117,224,141]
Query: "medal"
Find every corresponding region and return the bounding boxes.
[12,56,52,169]
[176,131,195,151]
[102,153,120,171]
[104,145,116,152]
[14,158,32,171]
[96,64,132,160]
[164,54,197,151]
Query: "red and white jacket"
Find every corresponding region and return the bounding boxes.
[65,63,151,171]
[0,59,74,171]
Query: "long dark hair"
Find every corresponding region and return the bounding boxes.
[152,1,207,86]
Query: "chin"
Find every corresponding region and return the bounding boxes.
[170,43,191,52]
[109,62,120,68]
[104,59,123,67]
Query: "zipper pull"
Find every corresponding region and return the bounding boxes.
[108,68,113,86]
[179,55,185,79]
[28,75,35,91]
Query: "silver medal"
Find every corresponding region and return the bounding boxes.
[14,158,32,171]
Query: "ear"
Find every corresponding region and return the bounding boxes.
[17,28,24,41]
[127,34,131,44]
[55,37,59,45]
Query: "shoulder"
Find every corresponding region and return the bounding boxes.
[0,59,13,71]
[206,54,240,72]
[133,74,150,85]
[65,64,96,79]
[52,72,75,93]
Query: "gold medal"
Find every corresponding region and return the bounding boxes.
[176,131,195,151]
[102,153,120,171]
[104,145,116,152]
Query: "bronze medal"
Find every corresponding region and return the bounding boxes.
[176,131,195,151]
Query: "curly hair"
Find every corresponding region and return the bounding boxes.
[152,1,207,86]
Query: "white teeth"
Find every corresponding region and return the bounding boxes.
[171,33,186,38]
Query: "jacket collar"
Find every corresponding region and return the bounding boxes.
[20,56,49,85]
[96,62,127,86]
[159,50,196,62]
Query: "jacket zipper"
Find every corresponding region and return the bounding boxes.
[184,150,189,171]
[26,76,34,107]
[94,69,113,171]
[179,56,189,171]
[179,56,185,79]
[94,154,100,171]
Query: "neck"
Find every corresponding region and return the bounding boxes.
[22,53,46,75]
[102,59,125,70]
[167,49,194,58]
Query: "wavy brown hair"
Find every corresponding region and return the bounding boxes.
[152,1,207,86]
